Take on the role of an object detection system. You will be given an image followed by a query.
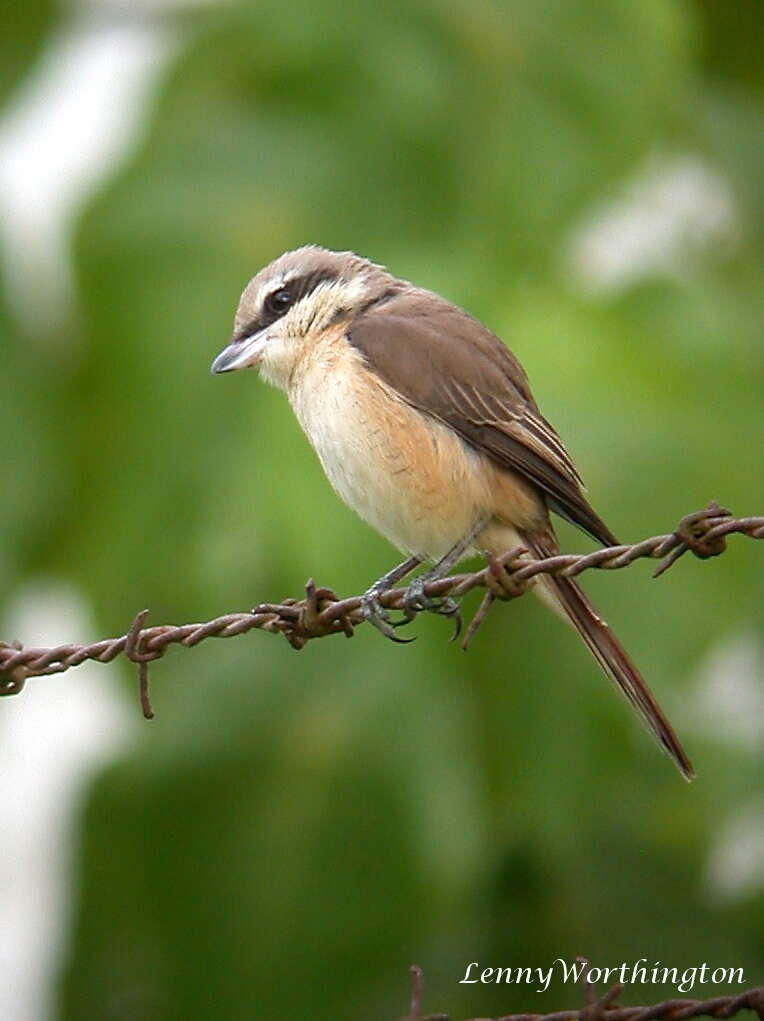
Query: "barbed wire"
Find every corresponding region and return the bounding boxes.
[403,962,764,1021]
[1,501,762,717]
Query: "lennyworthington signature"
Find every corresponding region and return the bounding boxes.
[459,960,746,995]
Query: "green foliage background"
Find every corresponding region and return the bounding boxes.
[2,1,763,1018]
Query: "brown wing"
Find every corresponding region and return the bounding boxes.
[348,288,618,546]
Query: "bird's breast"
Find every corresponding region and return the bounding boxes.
[287,336,491,560]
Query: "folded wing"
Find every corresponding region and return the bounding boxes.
[348,289,618,547]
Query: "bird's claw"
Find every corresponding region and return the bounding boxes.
[403,577,462,631]
[360,587,415,644]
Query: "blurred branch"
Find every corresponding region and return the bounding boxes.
[403,961,764,1021]
[1,502,762,718]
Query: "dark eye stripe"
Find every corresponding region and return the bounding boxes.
[234,269,339,341]
[265,287,293,316]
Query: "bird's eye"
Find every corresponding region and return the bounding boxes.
[265,287,294,317]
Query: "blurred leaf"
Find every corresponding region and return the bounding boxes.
[0,0,55,104]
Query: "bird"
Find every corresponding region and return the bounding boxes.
[211,245,693,780]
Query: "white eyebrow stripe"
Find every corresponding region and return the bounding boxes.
[257,271,287,302]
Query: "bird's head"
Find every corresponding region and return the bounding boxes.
[211,245,396,389]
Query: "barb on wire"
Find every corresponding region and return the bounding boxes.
[1,501,762,717]
[403,961,764,1021]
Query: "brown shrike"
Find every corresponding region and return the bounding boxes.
[211,245,693,780]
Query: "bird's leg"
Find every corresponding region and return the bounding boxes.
[360,555,422,641]
[403,517,488,623]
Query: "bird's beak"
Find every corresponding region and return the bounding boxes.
[210,331,268,375]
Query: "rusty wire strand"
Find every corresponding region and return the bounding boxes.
[1,502,762,715]
[404,962,764,1021]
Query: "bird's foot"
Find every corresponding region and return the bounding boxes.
[360,584,415,644]
[403,575,462,637]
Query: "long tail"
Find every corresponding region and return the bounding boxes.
[522,529,695,781]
